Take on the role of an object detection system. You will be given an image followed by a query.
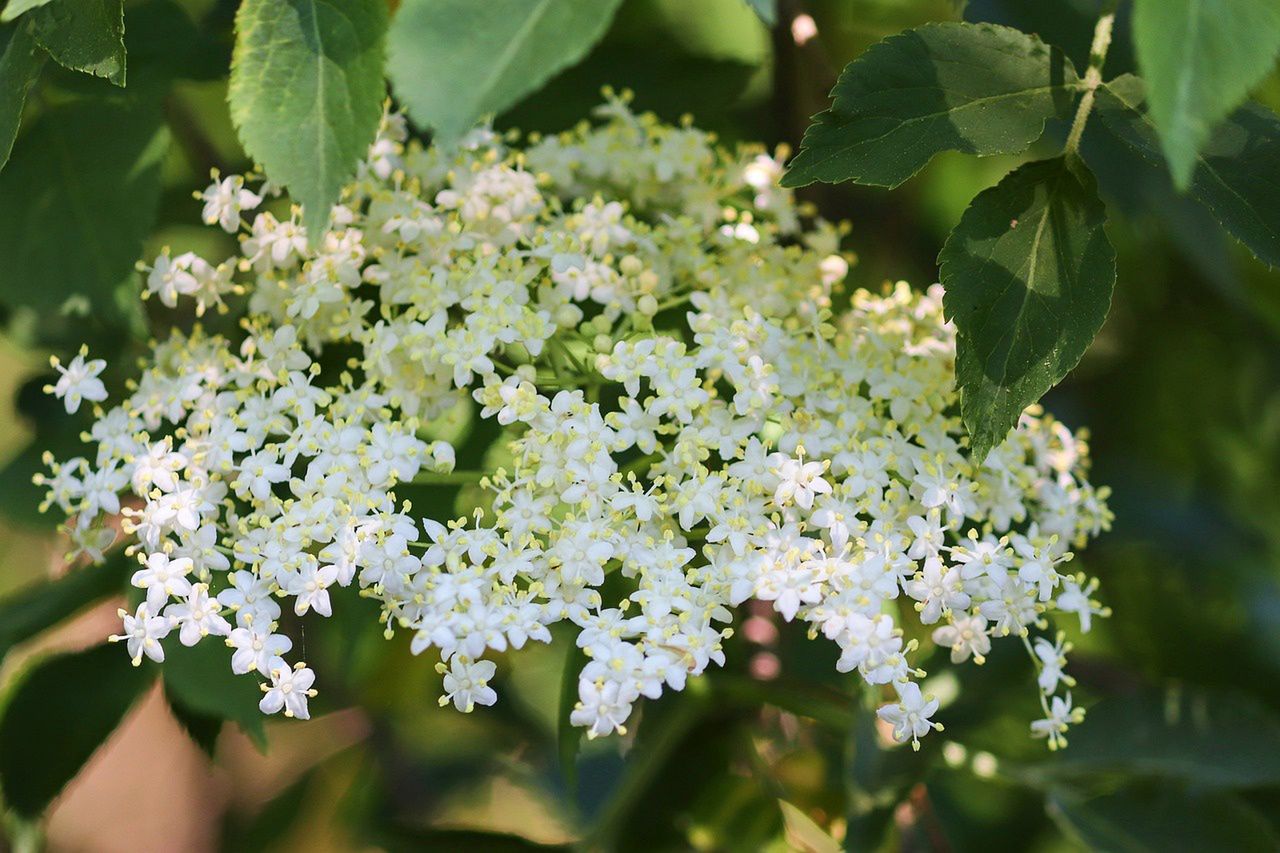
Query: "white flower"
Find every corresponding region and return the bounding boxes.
[111,603,172,665]
[131,552,194,611]
[201,173,262,233]
[931,614,991,664]
[260,662,316,719]
[165,583,232,646]
[439,656,498,712]
[1031,693,1084,750]
[229,627,293,676]
[770,452,832,510]
[45,348,107,414]
[876,681,941,749]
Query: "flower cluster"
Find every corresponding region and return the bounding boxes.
[38,96,1110,746]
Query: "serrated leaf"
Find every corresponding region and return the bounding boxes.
[0,0,53,23]
[228,0,387,237]
[29,0,125,86]
[939,157,1115,462]
[0,20,45,170]
[386,0,622,145]
[781,22,1079,190]
[0,644,154,816]
[745,0,776,27]
[162,640,267,750]
[1048,781,1280,852]
[1133,0,1280,191]
[0,559,128,661]
[1091,74,1280,268]
[0,95,168,313]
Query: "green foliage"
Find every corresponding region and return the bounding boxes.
[228,0,388,237]
[0,644,153,816]
[1133,0,1280,189]
[0,22,44,169]
[386,0,622,144]
[0,95,168,313]
[939,157,1115,461]
[1048,781,1280,851]
[161,639,268,750]
[0,0,53,23]
[744,0,776,27]
[1093,74,1280,267]
[1037,688,1280,789]
[782,23,1078,190]
[29,0,125,86]
[0,558,127,661]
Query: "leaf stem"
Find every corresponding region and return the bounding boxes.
[1064,6,1117,155]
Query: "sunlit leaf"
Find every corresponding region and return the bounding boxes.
[1133,0,1280,189]
[229,0,387,237]
[782,22,1079,189]
[386,0,622,145]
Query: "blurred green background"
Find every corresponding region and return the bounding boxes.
[2,0,1280,850]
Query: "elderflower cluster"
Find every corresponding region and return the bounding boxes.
[37,95,1110,746]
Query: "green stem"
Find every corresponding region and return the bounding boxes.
[1064,5,1117,156]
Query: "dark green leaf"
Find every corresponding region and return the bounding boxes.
[0,94,169,313]
[162,639,267,750]
[745,0,776,27]
[1092,74,1280,267]
[557,637,581,794]
[1033,688,1280,789]
[0,559,128,661]
[228,0,387,237]
[0,21,45,170]
[1048,781,1280,852]
[0,0,53,23]
[939,157,1116,461]
[165,691,224,758]
[30,0,125,86]
[781,22,1079,190]
[0,643,154,816]
[1133,0,1280,189]
[386,0,623,145]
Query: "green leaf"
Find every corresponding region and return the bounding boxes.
[779,801,841,853]
[0,0,52,24]
[745,0,776,27]
[1133,0,1280,190]
[556,637,581,793]
[0,560,128,661]
[0,94,168,313]
[0,644,154,816]
[165,690,224,758]
[228,0,387,237]
[0,21,45,170]
[781,22,1079,190]
[386,0,623,145]
[1033,688,1280,789]
[162,640,267,750]
[29,0,125,86]
[1091,74,1280,268]
[1048,781,1280,852]
[939,157,1116,461]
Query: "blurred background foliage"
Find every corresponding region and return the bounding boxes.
[1,0,1280,850]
